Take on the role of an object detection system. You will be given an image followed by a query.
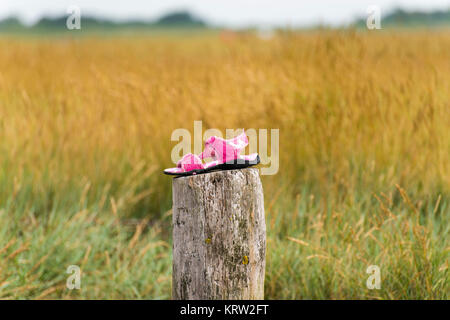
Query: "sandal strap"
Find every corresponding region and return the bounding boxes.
[201,131,249,163]
[177,153,204,172]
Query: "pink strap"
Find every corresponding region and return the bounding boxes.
[176,154,204,172]
[201,131,249,163]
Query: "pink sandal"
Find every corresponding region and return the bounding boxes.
[164,131,259,176]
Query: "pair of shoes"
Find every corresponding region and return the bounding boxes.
[164,131,260,176]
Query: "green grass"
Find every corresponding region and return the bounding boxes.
[1,169,448,299]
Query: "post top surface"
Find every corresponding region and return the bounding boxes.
[172,167,259,180]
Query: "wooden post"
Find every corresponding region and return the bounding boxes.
[172,168,266,300]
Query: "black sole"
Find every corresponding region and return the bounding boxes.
[164,155,260,177]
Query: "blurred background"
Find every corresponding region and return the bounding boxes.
[1,0,450,30]
[0,1,448,299]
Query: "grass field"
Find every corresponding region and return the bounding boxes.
[0,30,448,299]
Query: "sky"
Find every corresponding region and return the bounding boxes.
[0,0,449,27]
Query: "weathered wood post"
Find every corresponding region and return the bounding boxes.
[172,168,266,300]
